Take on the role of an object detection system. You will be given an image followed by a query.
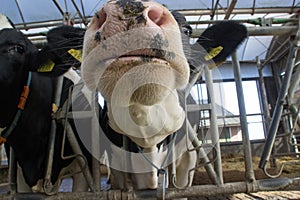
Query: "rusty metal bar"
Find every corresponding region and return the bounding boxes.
[224,0,237,20]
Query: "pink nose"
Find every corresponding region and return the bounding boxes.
[91,0,176,40]
[144,3,173,28]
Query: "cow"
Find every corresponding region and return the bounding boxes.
[0,0,247,194]
[0,14,93,193]
[77,0,247,191]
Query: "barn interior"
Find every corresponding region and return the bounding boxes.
[1,0,300,199]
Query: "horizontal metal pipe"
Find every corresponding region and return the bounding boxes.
[188,18,298,25]
[179,7,300,16]
[2,178,299,200]
[192,26,298,38]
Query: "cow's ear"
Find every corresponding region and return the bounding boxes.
[26,47,73,77]
[28,26,85,77]
[192,21,247,69]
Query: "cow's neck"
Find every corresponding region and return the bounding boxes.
[0,75,27,127]
[106,89,185,148]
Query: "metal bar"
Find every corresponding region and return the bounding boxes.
[192,26,298,38]
[91,92,101,192]
[288,61,300,103]
[188,18,298,26]
[179,7,300,16]
[204,66,223,184]
[3,178,299,199]
[261,38,290,68]
[224,0,237,20]
[123,135,133,191]
[8,147,17,194]
[71,0,88,26]
[251,0,256,15]
[52,0,64,16]
[291,0,296,13]
[66,122,94,191]
[210,0,220,20]
[257,57,271,136]
[232,51,256,182]
[14,0,27,30]
[44,76,64,192]
[259,18,300,170]
[187,121,220,186]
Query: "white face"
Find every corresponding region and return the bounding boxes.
[0,14,13,31]
[80,0,190,147]
[81,0,190,106]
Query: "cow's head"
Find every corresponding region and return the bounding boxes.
[0,14,40,87]
[82,0,190,104]
[0,14,85,83]
[79,0,247,148]
[81,0,192,147]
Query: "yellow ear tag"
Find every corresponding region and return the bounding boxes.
[37,60,55,72]
[68,49,82,62]
[52,103,58,113]
[204,46,223,61]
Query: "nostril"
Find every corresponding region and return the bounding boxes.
[94,9,107,29]
[147,7,165,26]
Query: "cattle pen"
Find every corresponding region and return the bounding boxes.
[1,0,300,199]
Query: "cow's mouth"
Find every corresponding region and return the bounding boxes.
[109,55,170,67]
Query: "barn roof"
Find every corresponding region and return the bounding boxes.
[1,0,298,28]
[1,0,299,62]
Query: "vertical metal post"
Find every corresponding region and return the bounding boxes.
[91,92,101,192]
[44,76,63,190]
[232,51,256,182]
[123,135,133,191]
[257,57,278,167]
[9,147,17,194]
[257,57,271,135]
[187,122,220,186]
[204,66,223,184]
[66,123,94,190]
[259,19,300,169]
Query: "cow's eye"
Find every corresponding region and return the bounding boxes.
[8,45,25,54]
[182,27,192,37]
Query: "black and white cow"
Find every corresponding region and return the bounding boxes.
[0,0,247,193]
[0,14,93,193]
[78,0,247,190]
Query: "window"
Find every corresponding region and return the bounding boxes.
[189,80,265,143]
